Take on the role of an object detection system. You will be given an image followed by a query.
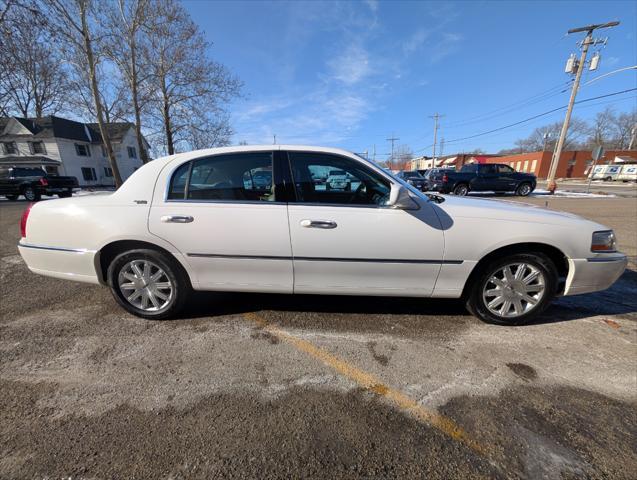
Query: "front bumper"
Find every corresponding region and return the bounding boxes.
[563,254,627,296]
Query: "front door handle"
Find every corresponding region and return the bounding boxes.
[300,219,337,229]
[161,215,194,223]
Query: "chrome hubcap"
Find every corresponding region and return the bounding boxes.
[519,185,530,195]
[482,263,546,318]
[118,260,173,312]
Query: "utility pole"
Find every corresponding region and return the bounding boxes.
[429,113,444,159]
[629,125,637,150]
[546,21,619,194]
[386,134,399,166]
[273,134,277,145]
[372,144,376,163]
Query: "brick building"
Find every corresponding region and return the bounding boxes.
[484,150,637,179]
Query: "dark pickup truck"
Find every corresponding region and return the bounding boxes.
[0,167,79,201]
[426,163,537,196]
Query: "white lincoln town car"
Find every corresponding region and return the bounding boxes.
[18,145,627,325]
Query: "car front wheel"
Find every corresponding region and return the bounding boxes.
[107,249,191,320]
[466,253,558,325]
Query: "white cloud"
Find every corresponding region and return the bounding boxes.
[327,43,372,85]
[365,0,379,12]
[430,32,463,63]
[403,29,429,55]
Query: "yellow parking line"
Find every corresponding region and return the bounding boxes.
[243,312,487,457]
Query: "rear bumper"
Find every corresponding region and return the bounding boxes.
[563,254,627,296]
[18,242,100,284]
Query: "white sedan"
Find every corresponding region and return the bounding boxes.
[18,146,627,325]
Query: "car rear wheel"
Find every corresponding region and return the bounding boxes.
[466,253,558,325]
[107,249,191,320]
[453,184,469,196]
[5,194,18,201]
[515,182,532,196]
[22,187,41,202]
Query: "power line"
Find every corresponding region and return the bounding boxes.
[413,87,636,152]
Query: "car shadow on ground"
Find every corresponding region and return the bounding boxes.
[177,269,637,327]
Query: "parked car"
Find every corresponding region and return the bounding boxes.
[0,166,79,201]
[396,170,427,191]
[18,145,626,325]
[417,169,429,177]
[617,164,637,182]
[590,164,622,182]
[326,169,351,191]
[427,163,536,196]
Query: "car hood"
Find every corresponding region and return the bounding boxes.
[434,195,607,229]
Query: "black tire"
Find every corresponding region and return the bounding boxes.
[22,186,41,202]
[5,194,18,201]
[515,182,533,196]
[453,183,469,196]
[58,191,73,198]
[466,252,558,326]
[107,248,191,320]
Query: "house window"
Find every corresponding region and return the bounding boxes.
[81,167,97,181]
[127,146,137,159]
[2,142,17,154]
[75,143,91,157]
[104,166,113,177]
[29,141,46,154]
[531,160,537,173]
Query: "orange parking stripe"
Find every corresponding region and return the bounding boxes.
[243,312,487,457]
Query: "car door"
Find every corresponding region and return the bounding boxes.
[285,150,445,296]
[495,164,519,191]
[148,150,293,293]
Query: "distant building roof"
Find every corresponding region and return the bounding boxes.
[0,115,135,144]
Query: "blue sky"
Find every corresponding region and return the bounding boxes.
[184,0,636,158]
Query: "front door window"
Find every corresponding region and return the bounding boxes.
[287,152,390,206]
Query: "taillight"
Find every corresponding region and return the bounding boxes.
[39,177,48,186]
[442,174,449,183]
[20,203,33,238]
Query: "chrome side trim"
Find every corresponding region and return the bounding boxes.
[18,242,90,254]
[186,252,463,265]
[586,256,627,263]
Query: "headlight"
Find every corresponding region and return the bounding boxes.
[591,230,617,252]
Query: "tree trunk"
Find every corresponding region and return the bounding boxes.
[80,0,123,187]
[162,79,174,155]
[130,39,148,163]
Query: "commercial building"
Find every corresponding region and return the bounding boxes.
[483,150,637,179]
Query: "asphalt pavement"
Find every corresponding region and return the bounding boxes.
[0,197,636,479]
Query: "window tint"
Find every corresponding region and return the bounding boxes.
[288,152,390,206]
[497,165,514,174]
[460,164,477,173]
[13,168,44,177]
[168,152,275,202]
[481,164,497,174]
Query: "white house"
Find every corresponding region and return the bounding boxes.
[0,115,151,186]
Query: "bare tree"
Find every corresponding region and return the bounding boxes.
[609,108,637,150]
[43,0,123,187]
[142,0,240,155]
[510,118,589,153]
[586,107,615,149]
[102,0,151,163]
[0,3,70,117]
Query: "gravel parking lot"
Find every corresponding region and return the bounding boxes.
[1,196,636,479]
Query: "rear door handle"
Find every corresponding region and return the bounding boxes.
[300,219,337,229]
[161,215,194,223]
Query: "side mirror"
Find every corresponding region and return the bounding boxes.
[388,184,420,210]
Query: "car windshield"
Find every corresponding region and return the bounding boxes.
[329,170,346,176]
[402,171,423,179]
